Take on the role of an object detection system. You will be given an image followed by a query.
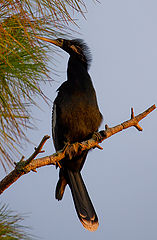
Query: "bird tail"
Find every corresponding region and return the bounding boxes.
[67,170,99,231]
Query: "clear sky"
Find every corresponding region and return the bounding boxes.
[1,1,157,239]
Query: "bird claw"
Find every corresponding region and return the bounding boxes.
[64,142,80,160]
[92,132,103,142]
[63,142,70,151]
[55,144,70,168]
[56,161,62,168]
[92,132,103,150]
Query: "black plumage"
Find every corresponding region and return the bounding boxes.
[36,36,102,231]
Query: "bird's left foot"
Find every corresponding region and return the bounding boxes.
[92,132,103,142]
[92,132,103,150]
[64,142,81,160]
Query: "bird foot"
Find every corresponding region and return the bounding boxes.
[92,132,103,150]
[64,142,80,160]
[56,143,71,168]
[56,161,62,168]
[92,132,103,142]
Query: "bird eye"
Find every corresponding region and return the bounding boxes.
[57,38,63,44]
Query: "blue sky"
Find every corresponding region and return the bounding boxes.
[1,1,157,239]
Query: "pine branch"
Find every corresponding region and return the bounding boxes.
[0,104,156,194]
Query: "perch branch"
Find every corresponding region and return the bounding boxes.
[0,104,156,194]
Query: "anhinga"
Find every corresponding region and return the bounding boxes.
[36,36,103,231]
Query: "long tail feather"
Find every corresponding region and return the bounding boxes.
[67,170,99,231]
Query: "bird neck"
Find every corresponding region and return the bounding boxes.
[67,56,90,86]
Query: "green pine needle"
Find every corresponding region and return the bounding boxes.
[0,203,33,239]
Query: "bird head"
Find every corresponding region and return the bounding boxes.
[35,36,92,69]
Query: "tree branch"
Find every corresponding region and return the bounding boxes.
[0,104,156,194]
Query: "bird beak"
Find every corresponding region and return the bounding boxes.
[35,36,63,47]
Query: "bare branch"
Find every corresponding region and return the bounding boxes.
[0,104,156,194]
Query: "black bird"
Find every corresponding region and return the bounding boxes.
[36,36,102,231]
